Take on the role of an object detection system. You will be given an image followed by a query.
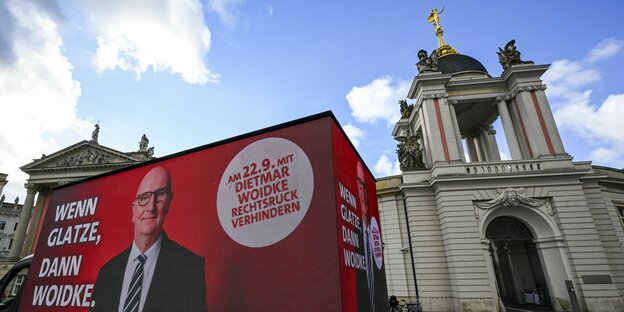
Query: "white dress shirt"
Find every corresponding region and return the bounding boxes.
[118,235,162,312]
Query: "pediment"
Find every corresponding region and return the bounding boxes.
[22,141,143,172]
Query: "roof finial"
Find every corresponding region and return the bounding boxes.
[427,7,458,58]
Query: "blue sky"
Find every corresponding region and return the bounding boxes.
[1,0,623,202]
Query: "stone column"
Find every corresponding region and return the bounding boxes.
[9,184,37,259]
[0,173,7,196]
[479,128,493,161]
[473,135,485,162]
[496,97,523,160]
[464,135,478,162]
[481,125,501,161]
[482,239,504,311]
[23,188,48,255]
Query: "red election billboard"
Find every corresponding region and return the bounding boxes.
[19,111,388,311]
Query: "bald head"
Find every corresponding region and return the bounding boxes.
[136,167,171,197]
[132,166,173,252]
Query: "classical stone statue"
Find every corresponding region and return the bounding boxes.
[399,99,415,119]
[147,146,155,158]
[0,194,5,206]
[92,123,100,143]
[139,134,149,151]
[497,39,534,70]
[14,196,19,206]
[416,49,438,73]
[397,130,425,171]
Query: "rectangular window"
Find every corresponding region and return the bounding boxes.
[8,239,12,250]
[0,221,5,231]
[12,223,17,231]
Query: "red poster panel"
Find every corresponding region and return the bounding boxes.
[333,123,388,312]
[20,114,345,311]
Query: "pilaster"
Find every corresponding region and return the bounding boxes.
[514,87,554,157]
[421,93,464,163]
[532,87,566,155]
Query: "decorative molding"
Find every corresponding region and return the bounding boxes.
[51,148,117,167]
[477,188,544,209]
[22,140,145,173]
[473,187,552,220]
[495,95,511,102]
[421,92,448,100]
[511,84,547,98]
[24,183,37,193]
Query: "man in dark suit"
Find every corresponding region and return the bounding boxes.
[355,161,387,312]
[91,167,207,312]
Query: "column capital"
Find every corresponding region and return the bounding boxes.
[480,125,496,135]
[495,94,511,102]
[421,92,448,100]
[512,84,547,97]
[24,183,38,193]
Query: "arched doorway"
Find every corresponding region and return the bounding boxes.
[486,216,552,310]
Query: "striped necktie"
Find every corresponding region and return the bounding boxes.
[123,254,147,312]
[365,231,375,311]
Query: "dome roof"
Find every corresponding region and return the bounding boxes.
[437,54,488,75]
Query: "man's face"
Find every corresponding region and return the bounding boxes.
[356,162,368,219]
[132,167,172,239]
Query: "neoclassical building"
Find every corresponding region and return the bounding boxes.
[378,10,624,312]
[6,129,153,260]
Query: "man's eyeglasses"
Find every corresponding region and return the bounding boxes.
[136,188,171,206]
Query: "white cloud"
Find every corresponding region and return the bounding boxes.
[555,92,624,149]
[346,76,409,124]
[86,0,218,84]
[207,0,244,27]
[342,124,364,148]
[588,38,623,63]
[268,5,273,16]
[590,147,623,165]
[374,155,401,177]
[544,38,624,168]
[0,0,90,202]
[542,59,600,98]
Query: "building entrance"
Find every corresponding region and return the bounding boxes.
[487,216,552,311]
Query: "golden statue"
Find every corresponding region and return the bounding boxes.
[426,8,443,32]
[426,7,457,58]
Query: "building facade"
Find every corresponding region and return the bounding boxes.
[0,195,21,259]
[7,129,153,260]
[378,13,624,312]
